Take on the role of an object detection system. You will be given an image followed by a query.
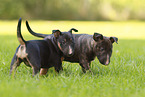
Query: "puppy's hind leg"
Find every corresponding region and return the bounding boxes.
[25,56,41,77]
[10,54,22,78]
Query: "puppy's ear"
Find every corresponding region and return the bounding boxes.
[110,37,118,44]
[52,30,61,38]
[93,33,103,41]
[69,28,78,33]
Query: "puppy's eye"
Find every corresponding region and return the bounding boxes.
[100,47,104,51]
[61,40,66,44]
[61,41,65,44]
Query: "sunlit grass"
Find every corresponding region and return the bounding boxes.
[0,21,145,97]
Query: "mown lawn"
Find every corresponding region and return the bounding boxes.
[0,20,145,97]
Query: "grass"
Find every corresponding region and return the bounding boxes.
[0,20,145,97]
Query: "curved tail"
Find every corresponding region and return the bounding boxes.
[68,28,78,33]
[17,18,25,45]
[26,20,48,38]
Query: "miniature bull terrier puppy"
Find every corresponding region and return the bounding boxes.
[10,18,76,77]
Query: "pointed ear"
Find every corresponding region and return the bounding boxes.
[110,37,118,44]
[93,33,103,41]
[52,30,61,38]
[69,28,78,33]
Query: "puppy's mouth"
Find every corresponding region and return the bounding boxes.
[105,55,110,65]
[100,54,110,66]
[99,59,110,66]
[67,52,74,57]
[67,54,73,57]
[104,62,110,66]
[63,51,74,57]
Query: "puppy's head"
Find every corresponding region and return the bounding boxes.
[92,33,118,65]
[52,28,78,57]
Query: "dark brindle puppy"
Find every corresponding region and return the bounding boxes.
[10,18,76,77]
[64,34,118,72]
[26,21,118,73]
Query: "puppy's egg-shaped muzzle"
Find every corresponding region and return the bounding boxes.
[67,46,74,56]
[99,54,110,66]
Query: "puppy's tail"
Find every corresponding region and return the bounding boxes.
[26,20,48,38]
[17,18,25,45]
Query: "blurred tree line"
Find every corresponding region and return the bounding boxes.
[0,0,145,20]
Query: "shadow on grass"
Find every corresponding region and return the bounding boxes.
[39,61,111,78]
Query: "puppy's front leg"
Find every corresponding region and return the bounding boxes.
[40,68,48,75]
[79,59,91,73]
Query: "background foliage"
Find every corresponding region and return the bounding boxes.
[0,0,145,20]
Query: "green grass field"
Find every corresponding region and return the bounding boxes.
[0,20,145,97]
